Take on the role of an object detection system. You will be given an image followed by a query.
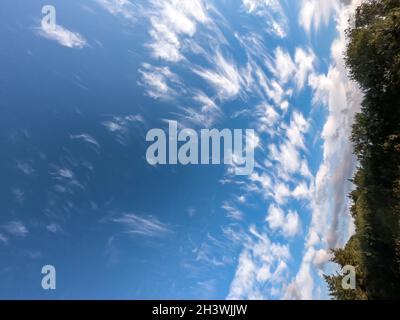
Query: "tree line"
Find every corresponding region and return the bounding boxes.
[325,0,400,299]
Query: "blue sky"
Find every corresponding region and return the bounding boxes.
[0,0,363,299]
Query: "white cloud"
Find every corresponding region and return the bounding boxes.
[300,159,313,180]
[255,103,280,135]
[161,3,196,36]
[37,24,87,49]
[148,20,184,62]
[246,130,260,151]
[294,48,315,89]
[177,91,223,128]
[193,233,234,268]
[273,182,291,204]
[125,114,145,123]
[16,161,35,175]
[146,0,209,62]
[285,110,310,149]
[102,114,145,146]
[306,230,320,247]
[46,223,63,234]
[299,0,339,33]
[12,188,24,204]
[193,51,242,100]
[51,166,84,192]
[2,221,28,237]
[268,110,310,179]
[266,204,285,229]
[227,225,290,299]
[284,211,301,237]
[256,67,286,106]
[313,249,332,270]
[242,0,288,38]
[292,181,311,200]
[266,204,301,237]
[103,121,124,132]
[70,133,100,152]
[284,247,315,299]
[234,32,270,67]
[228,250,261,299]
[249,172,273,198]
[56,168,74,179]
[267,47,296,84]
[222,202,244,221]
[138,63,181,100]
[0,233,8,244]
[267,46,315,89]
[96,0,136,20]
[194,91,218,113]
[178,106,219,128]
[187,207,196,217]
[113,213,172,237]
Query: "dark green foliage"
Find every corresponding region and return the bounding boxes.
[325,0,400,300]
